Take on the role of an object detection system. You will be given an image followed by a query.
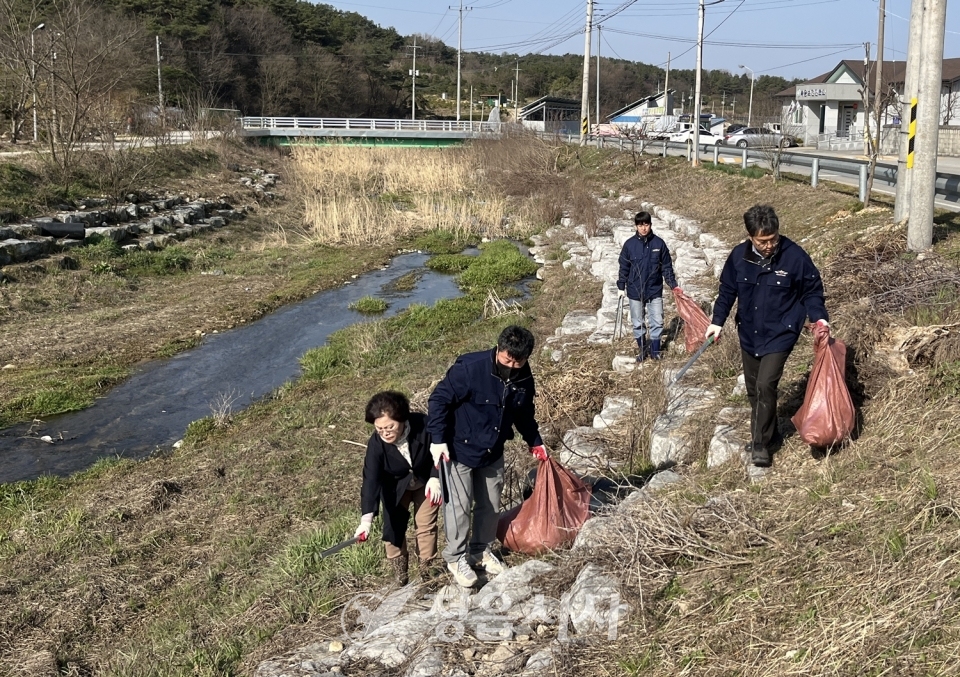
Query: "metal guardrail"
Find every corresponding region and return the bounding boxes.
[537,131,960,205]
[239,117,502,133]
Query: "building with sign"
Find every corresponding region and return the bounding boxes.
[776,59,960,150]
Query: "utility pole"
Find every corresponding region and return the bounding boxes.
[579,0,593,145]
[692,0,725,164]
[908,0,947,251]
[409,38,421,120]
[895,0,923,224]
[469,84,474,123]
[515,58,521,121]
[452,0,472,120]
[721,90,725,119]
[665,51,671,112]
[596,25,600,126]
[155,35,165,129]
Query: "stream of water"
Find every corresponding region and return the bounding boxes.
[0,252,464,483]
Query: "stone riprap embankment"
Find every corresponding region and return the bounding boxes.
[0,168,278,270]
[255,199,769,676]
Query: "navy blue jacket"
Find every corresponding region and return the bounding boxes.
[427,348,543,468]
[360,413,438,547]
[711,236,828,357]
[617,232,678,301]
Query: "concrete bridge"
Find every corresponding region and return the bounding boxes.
[239,117,503,146]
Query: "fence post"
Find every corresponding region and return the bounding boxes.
[811,158,820,188]
[741,148,748,167]
[662,140,667,157]
[619,138,623,151]
[713,145,719,165]
[858,164,868,203]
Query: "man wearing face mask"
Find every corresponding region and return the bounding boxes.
[427,325,547,588]
[705,204,828,468]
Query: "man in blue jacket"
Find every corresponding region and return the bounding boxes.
[705,204,829,467]
[427,325,548,588]
[617,211,680,362]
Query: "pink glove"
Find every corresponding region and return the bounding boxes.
[673,287,682,293]
[816,319,830,329]
[425,477,442,506]
[530,445,549,461]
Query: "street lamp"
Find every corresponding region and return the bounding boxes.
[692,0,724,166]
[31,22,45,142]
[740,64,754,127]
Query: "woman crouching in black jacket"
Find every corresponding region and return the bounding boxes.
[354,391,441,585]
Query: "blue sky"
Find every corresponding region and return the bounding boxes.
[325,0,960,81]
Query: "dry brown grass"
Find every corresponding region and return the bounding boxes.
[289,134,587,245]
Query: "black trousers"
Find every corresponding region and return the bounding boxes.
[741,349,791,450]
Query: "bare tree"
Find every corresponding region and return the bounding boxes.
[37,0,145,176]
[0,0,46,143]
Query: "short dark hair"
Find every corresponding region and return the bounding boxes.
[364,391,410,424]
[497,325,535,361]
[743,204,780,237]
[634,211,652,226]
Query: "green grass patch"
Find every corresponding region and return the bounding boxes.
[0,364,129,428]
[348,296,388,314]
[123,247,194,276]
[426,254,474,273]
[411,229,473,254]
[456,240,538,290]
[703,162,765,179]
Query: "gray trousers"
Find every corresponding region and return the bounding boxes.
[441,456,504,563]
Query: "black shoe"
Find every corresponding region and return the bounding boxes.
[768,431,785,453]
[751,446,772,468]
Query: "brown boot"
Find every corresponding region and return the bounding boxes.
[390,554,409,586]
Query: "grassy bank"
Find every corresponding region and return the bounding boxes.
[3,137,960,676]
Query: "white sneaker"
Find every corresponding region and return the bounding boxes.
[471,549,505,576]
[448,556,478,587]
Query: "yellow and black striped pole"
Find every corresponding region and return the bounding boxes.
[581,116,588,137]
[907,97,917,169]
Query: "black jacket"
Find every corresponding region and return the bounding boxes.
[427,348,543,468]
[617,231,678,301]
[359,412,438,547]
[711,236,828,357]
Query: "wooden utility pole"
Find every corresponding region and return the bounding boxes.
[515,58,521,121]
[864,0,886,206]
[579,0,593,145]
[409,38,421,121]
[596,25,600,126]
[452,0,472,121]
[908,0,947,251]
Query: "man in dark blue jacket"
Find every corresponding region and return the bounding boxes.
[617,211,680,361]
[705,204,829,467]
[427,325,548,587]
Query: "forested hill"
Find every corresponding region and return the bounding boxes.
[99,0,796,120]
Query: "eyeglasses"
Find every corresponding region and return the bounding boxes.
[751,233,780,249]
[375,423,400,435]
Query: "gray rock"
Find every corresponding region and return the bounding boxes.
[0,238,53,262]
[342,610,436,668]
[645,469,682,492]
[472,560,555,612]
[521,647,555,676]
[593,395,634,430]
[557,310,597,336]
[9,224,40,237]
[731,373,746,397]
[205,216,226,228]
[560,426,610,473]
[405,646,444,677]
[121,244,140,253]
[612,355,637,373]
[84,226,127,243]
[561,564,629,636]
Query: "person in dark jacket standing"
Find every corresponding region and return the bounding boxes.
[354,391,441,586]
[617,211,680,362]
[427,325,548,588]
[705,204,829,467]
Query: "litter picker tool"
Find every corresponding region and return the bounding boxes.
[612,295,625,344]
[319,536,360,559]
[669,336,715,386]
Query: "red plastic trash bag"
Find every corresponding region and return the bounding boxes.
[497,458,592,555]
[791,322,856,447]
[673,287,712,354]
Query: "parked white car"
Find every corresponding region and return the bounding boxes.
[668,128,722,146]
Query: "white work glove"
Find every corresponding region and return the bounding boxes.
[430,442,449,466]
[425,477,442,506]
[530,445,549,461]
[617,289,626,299]
[705,324,723,341]
[354,513,373,542]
